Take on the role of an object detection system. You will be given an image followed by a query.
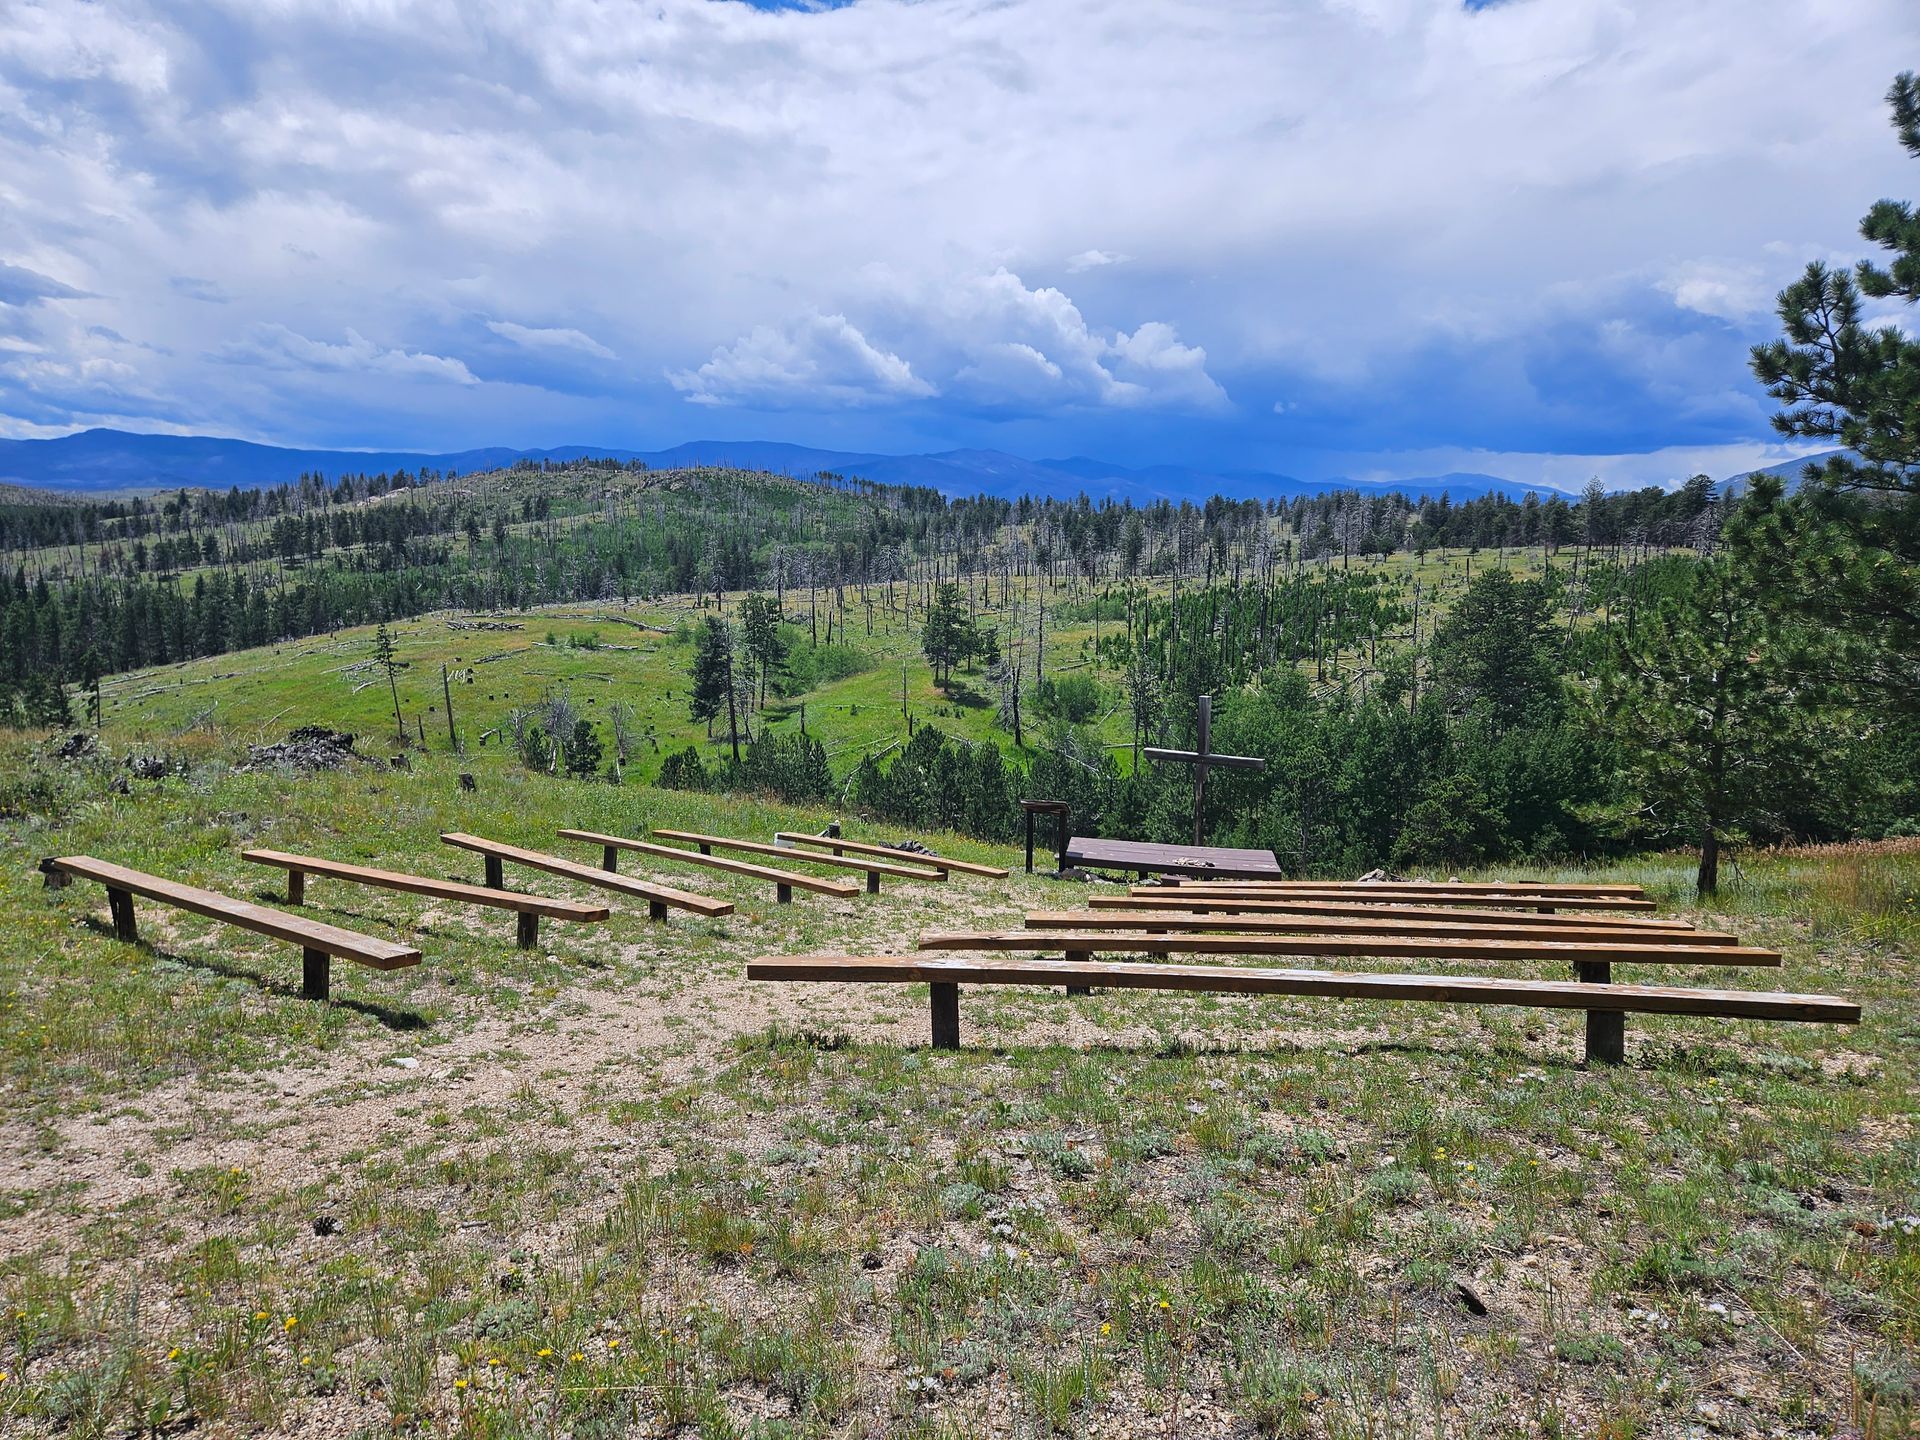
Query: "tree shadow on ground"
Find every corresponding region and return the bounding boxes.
[939,680,993,710]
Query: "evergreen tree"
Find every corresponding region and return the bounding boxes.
[922,582,967,687]
[689,617,734,740]
[562,718,604,778]
[1599,554,1840,896]
[688,616,745,761]
[1430,570,1562,729]
[1748,70,1920,714]
[740,592,787,705]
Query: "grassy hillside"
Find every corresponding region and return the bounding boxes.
[90,541,1551,787]
[0,730,1913,1436]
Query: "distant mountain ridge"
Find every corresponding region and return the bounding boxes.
[1712,449,1854,497]
[0,428,1572,506]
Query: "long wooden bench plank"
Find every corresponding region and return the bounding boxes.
[1182,880,1647,898]
[441,833,733,919]
[653,828,944,891]
[242,848,608,950]
[43,855,419,1000]
[774,832,1009,878]
[1091,894,1692,928]
[924,931,1778,967]
[747,954,1859,1061]
[1148,882,1646,902]
[559,829,858,901]
[1026,910,1739,946]
[1127,885,1659,912]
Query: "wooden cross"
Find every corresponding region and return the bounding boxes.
[1142,693,1266,846]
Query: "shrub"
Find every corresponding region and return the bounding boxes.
[1035,673,1101,723]
[658,745,709,790]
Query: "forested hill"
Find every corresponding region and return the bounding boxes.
[0,458,1724,699]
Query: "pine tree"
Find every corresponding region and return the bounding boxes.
[1747,71,1920,714]
[922,582,967,687]
[1430,570,1562,729]
[1599,553,1840,896]
[689,617,733,740]
[740,592,787,706]
[562,718,604,778]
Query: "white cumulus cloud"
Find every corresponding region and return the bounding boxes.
[1659,261,1772,323]
[944,269,1226,411]
[668,313,933,407]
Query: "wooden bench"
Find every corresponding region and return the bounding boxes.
[747,954,1858,1060]
[1189,880,1648,899]
[924,929,1783,1058]
[927,930,1775,968]
[41,855,420,1001]
[1128,884,1659,913]
[651,828,943,894]
[242,848,609,949]
[441,833,732,920]
[1026,909,1737,946]
[558,829,857,904]
[1088,893,1692,929]
[774,832,1009,879]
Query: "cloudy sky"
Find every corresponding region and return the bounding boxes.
[0,0,1914,487]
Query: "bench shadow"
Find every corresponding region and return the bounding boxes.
[79,918,431,1032]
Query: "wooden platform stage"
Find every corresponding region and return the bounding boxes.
[1064,836,1284,880]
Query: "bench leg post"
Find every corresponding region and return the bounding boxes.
[517,912,539,950]
[602,845,619,874]
[647,899,667,923]
[302,947,330,1002]
[484,855,504,890]
[699,842,712,856]
[287,870,305,906]
[1577,959,1624,1066]
[1025,811,1036,874]
[776,882,792,905]
[930,982,960,1049]
[106,886,137,942]
[1065,949,1091,996]
[866,871,881,895]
